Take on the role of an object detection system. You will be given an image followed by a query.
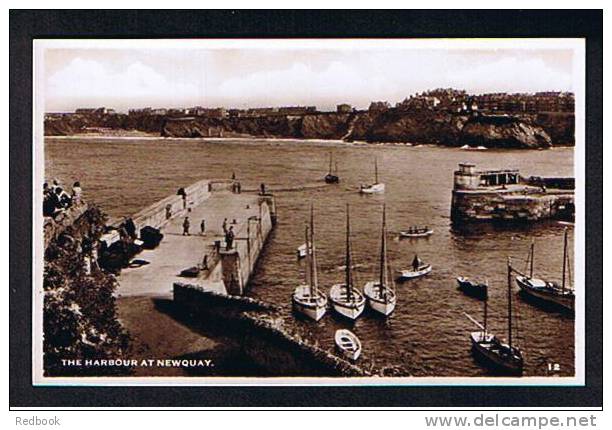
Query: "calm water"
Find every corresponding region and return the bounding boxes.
[45,137,575,377]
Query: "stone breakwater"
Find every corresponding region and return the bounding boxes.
[450,163,575,223]
[44,110,574,148]
[173,283,372,377]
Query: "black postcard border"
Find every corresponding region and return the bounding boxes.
[9,9,603,409]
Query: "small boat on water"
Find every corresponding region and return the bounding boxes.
[461,144,488,151]
[360,158,385,194]
[296,243,312,259]
[465,259,524,375]
[457,276,488,299]
[514,229,575,313]
[363,205,397,316]
[292,205,327,321]
[396,255,432,280]
[324,152,340,184]
[329,204,366,320]
[399,226,434,238]
[334,329,362,361]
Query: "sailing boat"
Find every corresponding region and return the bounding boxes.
[324,152,340,183]
[515,229,575,313]
[360,158,385,194]
[363,204,397,316]
[292,206,328,321]
[465,259,524,375]
[329,204,366,320]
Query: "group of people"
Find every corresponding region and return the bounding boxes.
[183,216,235,251]
[43,179,82,217]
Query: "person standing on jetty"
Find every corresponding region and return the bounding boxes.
[183,216,190,236]
[200,219,206,235]
[225,226,235,250]
[222,218,228,234]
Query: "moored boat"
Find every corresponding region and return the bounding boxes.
[457,276,488,299]
[292,205,327,321]
[396,255,432,280]
[465,259,524,375]
[296,242,312,259]
[360,158,385,194]
[399,226,434,238]
[334,329,362,361]
[324,152,340,183]
[329,204,366,320]
[514,229,575,313]
[363,204,397,316]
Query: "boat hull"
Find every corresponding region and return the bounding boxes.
[360,183,385,194]
[292,285,327,321]
[470,331,523,375]
[325,174,339,184]
[335,329,362,361]
[399,229,434,238]
[363,281,396,316]
[457,277,488,299]
[396,264,432,280]
[516,275,574,312]
[329,284,366,320]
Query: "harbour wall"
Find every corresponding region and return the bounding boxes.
[103,179,240,246]
[173,283,370,376]
[451,189,575,223]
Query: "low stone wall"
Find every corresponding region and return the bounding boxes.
[43,202,89,248]
[172,282,370,376]
[103,179,212,245]
[451,189,575,223]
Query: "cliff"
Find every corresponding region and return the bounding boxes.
[459,115,552,149]
[45,110,566,149]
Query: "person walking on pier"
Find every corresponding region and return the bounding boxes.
[183,216,191,236]
[200,219,206,235]
[225,226,235,250]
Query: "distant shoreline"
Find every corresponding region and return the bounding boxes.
[43,134,575,150]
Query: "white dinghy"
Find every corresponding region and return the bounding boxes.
[334,329,362,361]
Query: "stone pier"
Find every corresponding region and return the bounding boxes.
[115,180,275,298]
[450,163,575,223]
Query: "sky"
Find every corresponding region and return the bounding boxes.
[41,42,577,113]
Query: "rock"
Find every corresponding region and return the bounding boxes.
[459,115,552,149]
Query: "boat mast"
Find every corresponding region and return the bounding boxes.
[507,257,513,350]
[562,228,567,293]
[304,225,311,289]
[374,158,379,184]
[529,241,535,278]
[379,204,388,300]
[484,294,488,337]
[310,204,318,295]
[345,204,353,300]
[328,153,333,175]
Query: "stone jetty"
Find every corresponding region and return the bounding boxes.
[451,163,575,223]
[115,179,276,298]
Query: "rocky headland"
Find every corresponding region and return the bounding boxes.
[45,109,573,149]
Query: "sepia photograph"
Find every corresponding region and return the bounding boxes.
[32,36,585,386]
